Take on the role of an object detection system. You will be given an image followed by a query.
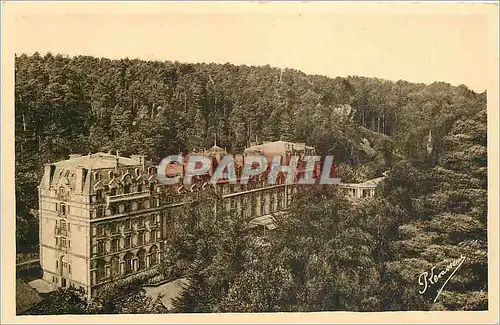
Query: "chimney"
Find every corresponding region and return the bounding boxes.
[131,154,146,172]
[44,164,56,186]
[75,167,86,193]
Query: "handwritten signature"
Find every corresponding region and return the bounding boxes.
[418,255,466,302]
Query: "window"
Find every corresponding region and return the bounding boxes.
[137,184,142,192]
[96,206,104,218]
[61,238,67,248]
[138,218,145,229]
[111,238,119,252]
[96,225,104,236]
[60,204,66,215]
[110,223,118,234]
[124,184,130,194]
[68,264,71,274]
[119,204,124,214]
[270,194,275,212]
[96,190,103,200]
[138,232,145,246]
[97,241,105,255]
[124,236,131,249]
[124,203,131,213]
[124,253,133,274]
[93,172,100,181]
[60,220,67,230]
[110,187,116,196]
[56,261,59,270]
[124,219,131,230]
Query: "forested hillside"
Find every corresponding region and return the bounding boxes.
[15,53,487,311]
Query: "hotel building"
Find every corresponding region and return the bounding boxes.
[38,141,313,297]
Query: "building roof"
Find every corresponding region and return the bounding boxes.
[340,176,385,189]
[52,152,141,170]
[249,215,278,230]
[16,280,42,314]
[205,144,225,153]
[41,152,144,191]
[244,140,314,157]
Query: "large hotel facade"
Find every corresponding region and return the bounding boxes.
[38,140,380,297]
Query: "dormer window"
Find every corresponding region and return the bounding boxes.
[108,171,114,179]
[93,172,100,181]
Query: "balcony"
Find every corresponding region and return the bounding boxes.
[57,210,68,218]
[56,244,69,253]
[106,191,150,204]
[55,227,68,236]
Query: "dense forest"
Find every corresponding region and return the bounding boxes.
[15,53,487,312]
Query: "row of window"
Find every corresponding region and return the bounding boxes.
[218,179,286,195]
[92,246,159,283]
[93,230,162,256]
[225,190,286,214]
[91,197,161,218]
[92,167,156,182]
[93,214,161,237]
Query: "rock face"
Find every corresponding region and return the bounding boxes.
[426,130,434,155]
[332,104,356,120]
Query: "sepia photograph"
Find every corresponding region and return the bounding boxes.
[2,1,499,323]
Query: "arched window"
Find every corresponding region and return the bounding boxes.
[96,259,106,282]
[137,249,146,271]
[149,245,158,266]
[110,256,120,277]
[124,252,133,274]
